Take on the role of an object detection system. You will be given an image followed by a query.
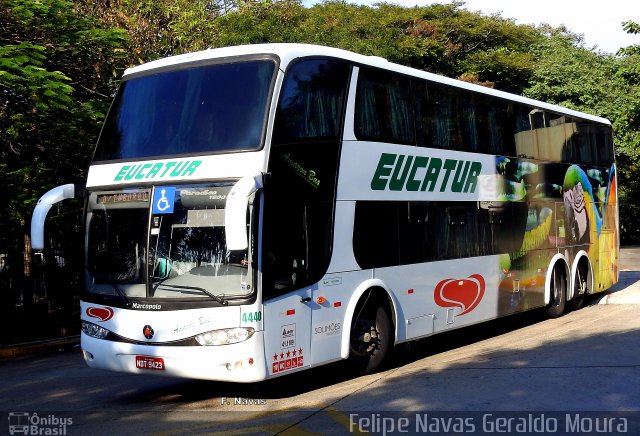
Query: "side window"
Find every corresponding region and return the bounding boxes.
[414,82,461,150]
[479,97,518,157]
[553,119,614,166]
[399,202,453,263]
[353,200,531,269]
[273,59,351,143]
[575,121,614,166]
[539,114,579,164]
[576,121,596,165]
[594,124,614,165]
[414,82,519,157]
[459,92,482,153]
[445,205,479,259]
[520,111,612,165]
[513,105,536,159]
[481,201,528,254]
[355,68,414,144]
[353,201,399,269]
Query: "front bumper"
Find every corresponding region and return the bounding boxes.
[81,330,267,382]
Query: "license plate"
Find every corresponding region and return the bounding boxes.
[135,355,165,371]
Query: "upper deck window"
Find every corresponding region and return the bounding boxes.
[94,59,276,162]
[355,68,414,145]
[273,59,351,143]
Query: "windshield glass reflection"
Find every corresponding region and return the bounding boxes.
[85,184,254,303]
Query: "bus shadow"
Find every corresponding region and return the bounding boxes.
[124,307,554,405]
[123,286,633,407]
[74,310,640,434]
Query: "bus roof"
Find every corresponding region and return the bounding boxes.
[124,43,611,126]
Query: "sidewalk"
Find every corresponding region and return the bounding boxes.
[597,246,640,305]
[0,336,79,359]
[597,271,640,304]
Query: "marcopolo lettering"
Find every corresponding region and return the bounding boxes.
[114,160,202,182]
[371,153,482,194]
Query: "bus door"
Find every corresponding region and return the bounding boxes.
[309,273,350,365]
[263,288,312,377]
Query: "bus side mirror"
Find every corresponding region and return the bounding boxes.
[31,184,79,250]
[225,173,263,251]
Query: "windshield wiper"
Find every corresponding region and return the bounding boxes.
[112,283,131,307]
[92,273,132,307]
[154,283,228,306]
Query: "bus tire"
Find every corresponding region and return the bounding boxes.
[568,293,584,311]
[547,265,567,318]
[569,261,589,311]
[349,305,391,374]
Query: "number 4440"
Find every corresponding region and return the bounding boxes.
[242,311,262,323]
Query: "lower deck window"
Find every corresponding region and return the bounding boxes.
[353,200,530,269]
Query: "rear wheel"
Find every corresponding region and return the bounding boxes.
[569,262,589,311]
[350,305,391,374]
[547,265,567,318]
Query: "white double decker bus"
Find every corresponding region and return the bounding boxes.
[32,44,618,381]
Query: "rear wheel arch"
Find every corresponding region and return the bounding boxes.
[568,252,593,310]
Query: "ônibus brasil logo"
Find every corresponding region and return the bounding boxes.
[8,412,73,435]
[434,274,485,316]
[85,307,114,322]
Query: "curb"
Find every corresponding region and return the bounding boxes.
[596,270,640,305]
[597,290,640,304]
[0,336,80,359]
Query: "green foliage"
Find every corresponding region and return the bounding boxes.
[614,21,640,242]
[618,20,640,56]
[0,43,74,120]
[214,0,305,47]
[0,0,129,277]
[522,24,640,242]
[210,1,541,92]
[460,47,534,92]
[74,0,222,61]
[427,6,540,89]
[523,33,620,114]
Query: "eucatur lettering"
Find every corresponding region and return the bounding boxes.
[371,153,482,194]
[114,160,201,181]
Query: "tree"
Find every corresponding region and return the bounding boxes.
[523,28,623,113]
[523,22,640,243]
[214,0,305,47]
[0,0,128,305]
[75,0,222,62]
[618,20,640,56]
[211,1,542,92]
[614,20,640,243]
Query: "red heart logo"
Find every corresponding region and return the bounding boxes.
[434,274,485,316]
[86,306,114,322]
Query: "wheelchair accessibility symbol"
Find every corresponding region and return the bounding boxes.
[152,187,176,214]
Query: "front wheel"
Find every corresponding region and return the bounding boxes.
[349,306,391,374]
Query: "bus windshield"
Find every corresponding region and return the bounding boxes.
[94,59,276,161]
[85,184,255,304]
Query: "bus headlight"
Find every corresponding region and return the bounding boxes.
[82,321,110,339]
[196,327,255,346]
